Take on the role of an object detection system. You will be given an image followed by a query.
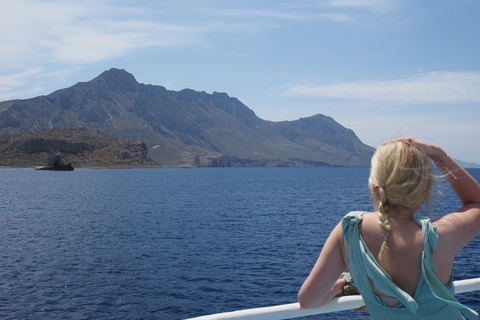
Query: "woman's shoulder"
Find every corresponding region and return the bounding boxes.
[342,211,376,237]
[355,211,378,225]
[342,211,367,225]
[343,210,372,218]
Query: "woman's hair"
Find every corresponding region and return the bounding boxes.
[368,140,433,263]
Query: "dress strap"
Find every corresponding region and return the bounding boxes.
[415,216,479,320]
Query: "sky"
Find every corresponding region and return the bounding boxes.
[1,0,479,164]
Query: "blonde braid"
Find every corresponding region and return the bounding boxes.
[377,186,391,263]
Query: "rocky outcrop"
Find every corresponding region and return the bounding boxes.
[36,153,74,171]
[0,128,157,168]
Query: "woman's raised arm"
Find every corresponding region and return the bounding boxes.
[409,138,480,253]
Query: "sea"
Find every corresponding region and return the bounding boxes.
[0,167,479,320]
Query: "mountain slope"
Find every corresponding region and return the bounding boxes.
[0,68,374,167]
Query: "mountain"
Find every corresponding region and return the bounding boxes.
[0,68,374,167]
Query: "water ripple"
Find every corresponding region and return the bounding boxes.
[0,168,478,319]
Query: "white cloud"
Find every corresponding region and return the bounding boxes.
[0,0,397,71]
[317,13,353,21]
[211,0,392,23]
[0,66,88,100]
[214,6,353,23]
[325,0,398,12]
[281,72,480,105]
[0,1,200,67]
[38,21,198,64]
[41,67,84,82]
[0,68,43,99]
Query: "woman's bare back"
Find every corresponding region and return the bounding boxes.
[359,211,425,296]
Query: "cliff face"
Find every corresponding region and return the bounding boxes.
[0,128,155,168]
[0,68,374,167]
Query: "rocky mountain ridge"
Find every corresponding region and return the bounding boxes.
[0,68,374,167]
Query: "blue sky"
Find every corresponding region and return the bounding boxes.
[1,0,479,163]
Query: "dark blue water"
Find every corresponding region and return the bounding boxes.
[0,167,478,319]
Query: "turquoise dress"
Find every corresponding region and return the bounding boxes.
[342,211,478,320]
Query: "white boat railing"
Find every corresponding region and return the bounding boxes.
[186,277,480,320]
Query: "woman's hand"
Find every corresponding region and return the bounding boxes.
[403,138,447,163]
[355,305,368,312]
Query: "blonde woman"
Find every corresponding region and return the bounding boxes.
[298,138,480,319]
